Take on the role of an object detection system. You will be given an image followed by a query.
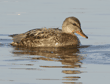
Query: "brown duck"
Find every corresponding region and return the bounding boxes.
[10,17,88,47]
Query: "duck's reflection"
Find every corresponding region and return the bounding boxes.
[12,46,85,83]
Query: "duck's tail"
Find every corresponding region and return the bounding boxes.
[9,34,26,43]
[9,34,18,37]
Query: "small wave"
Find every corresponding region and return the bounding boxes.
[0,34,10,36]
[0,34,13,47]
[79,44,110,65]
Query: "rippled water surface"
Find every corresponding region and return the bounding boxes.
[0,0,110,84]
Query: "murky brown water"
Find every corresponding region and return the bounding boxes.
[0,0,110,84]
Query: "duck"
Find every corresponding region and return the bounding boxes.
[10,16,88,47]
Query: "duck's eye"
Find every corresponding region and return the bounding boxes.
[73,23,76,26]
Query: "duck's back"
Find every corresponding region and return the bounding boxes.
[10,28,80,47]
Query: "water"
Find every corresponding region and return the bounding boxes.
[0,0,110,84]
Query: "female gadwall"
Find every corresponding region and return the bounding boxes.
[10,17,88,47]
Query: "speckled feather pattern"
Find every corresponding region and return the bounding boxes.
[11,28,80,47]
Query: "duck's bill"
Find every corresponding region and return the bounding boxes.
[76,31,88,39]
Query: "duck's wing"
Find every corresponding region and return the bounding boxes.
[10,28,61,43]
[9,28,45,43]
[9,28,40,43]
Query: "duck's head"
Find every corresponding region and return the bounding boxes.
[62,17,88,39]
